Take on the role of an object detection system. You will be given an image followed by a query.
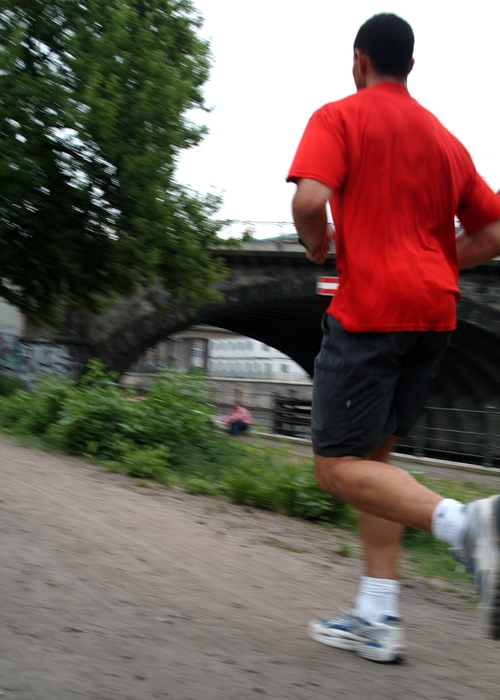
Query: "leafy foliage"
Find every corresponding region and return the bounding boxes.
[0,0,225,323]
[222,444,354,525]
[118,445,171,482]
[0,375,73,434]
[45,368,138,459]
[0,362,354,527]
[0,373,24,396]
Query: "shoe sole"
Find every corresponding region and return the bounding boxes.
[309,630,405,662]
[308,626,406,662]
[488,496,500,640]
[308,628,361,651]
[357,646,405,664]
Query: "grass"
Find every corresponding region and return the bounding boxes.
[409,473,498,502]
[401,547,469,582]
[336,541,353,558]
[398,473,497,582]
[222,465,498,583]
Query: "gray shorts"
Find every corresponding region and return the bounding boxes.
[311,314,451,457]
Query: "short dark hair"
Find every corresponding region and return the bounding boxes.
[354,13,414,79]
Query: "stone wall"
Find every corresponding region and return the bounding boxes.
[18,341,81,388]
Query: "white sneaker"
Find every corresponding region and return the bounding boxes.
[451,495,500,639]
[308,611,405,663]
[356,616,405,663]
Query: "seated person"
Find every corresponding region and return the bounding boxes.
[222,402,253,435]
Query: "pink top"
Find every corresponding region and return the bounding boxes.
[224,406,253,425]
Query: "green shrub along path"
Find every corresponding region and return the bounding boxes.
[0,361,496,582]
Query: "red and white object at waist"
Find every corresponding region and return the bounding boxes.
[316,276,339,296]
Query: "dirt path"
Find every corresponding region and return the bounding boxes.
[0,435,499,700]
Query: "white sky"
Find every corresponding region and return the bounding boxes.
[176,0,500,239]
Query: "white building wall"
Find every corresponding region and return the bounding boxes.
[126,326,312,382]
[207,338,310,381]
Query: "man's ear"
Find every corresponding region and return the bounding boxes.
[407,58,415,76]
[354,48,369,76]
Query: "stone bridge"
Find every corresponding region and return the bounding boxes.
[23,242,500,413]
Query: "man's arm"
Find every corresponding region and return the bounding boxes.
[292,178,334,264]
[456,218,500,269]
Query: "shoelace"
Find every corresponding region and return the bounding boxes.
[363,622,397,643]
[329,608,371,633]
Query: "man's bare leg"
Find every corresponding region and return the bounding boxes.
[358,437,403,580]
[359,511,403,579]
[314,437,442,532]
[354,438,403,626]
[309,437,408,657]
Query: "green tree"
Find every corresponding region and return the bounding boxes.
[0,0,224,324]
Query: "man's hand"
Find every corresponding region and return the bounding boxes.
[305,224,334,264]
[456,218,500,269]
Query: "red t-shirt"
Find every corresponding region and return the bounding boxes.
[288,82,500,332]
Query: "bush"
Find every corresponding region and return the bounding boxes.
[119,446,172,483]
[0,361,244,481]
[45,372,141,459]
[0,374,24,397]
[0,376,73,435]
[171,437,245,482]
[133,371,218,459]
[0,361,353,529]
[23,377,75,435]
[183,476,224,497]
[0,388,31,433]
[223,443,353,526]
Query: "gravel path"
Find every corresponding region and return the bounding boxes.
[0,435,499,699]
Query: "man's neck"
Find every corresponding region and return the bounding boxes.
[367,74,408,88]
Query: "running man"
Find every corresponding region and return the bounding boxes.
[287,13,500,663]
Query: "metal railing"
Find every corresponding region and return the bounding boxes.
[269,399,500,467]
[396,406,500,467]
[273,396,312,437]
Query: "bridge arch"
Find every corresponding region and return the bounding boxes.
[98,294,500,417]
[26,245,500,414]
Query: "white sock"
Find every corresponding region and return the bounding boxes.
[431,498,469,548]
[354,576,400,623]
